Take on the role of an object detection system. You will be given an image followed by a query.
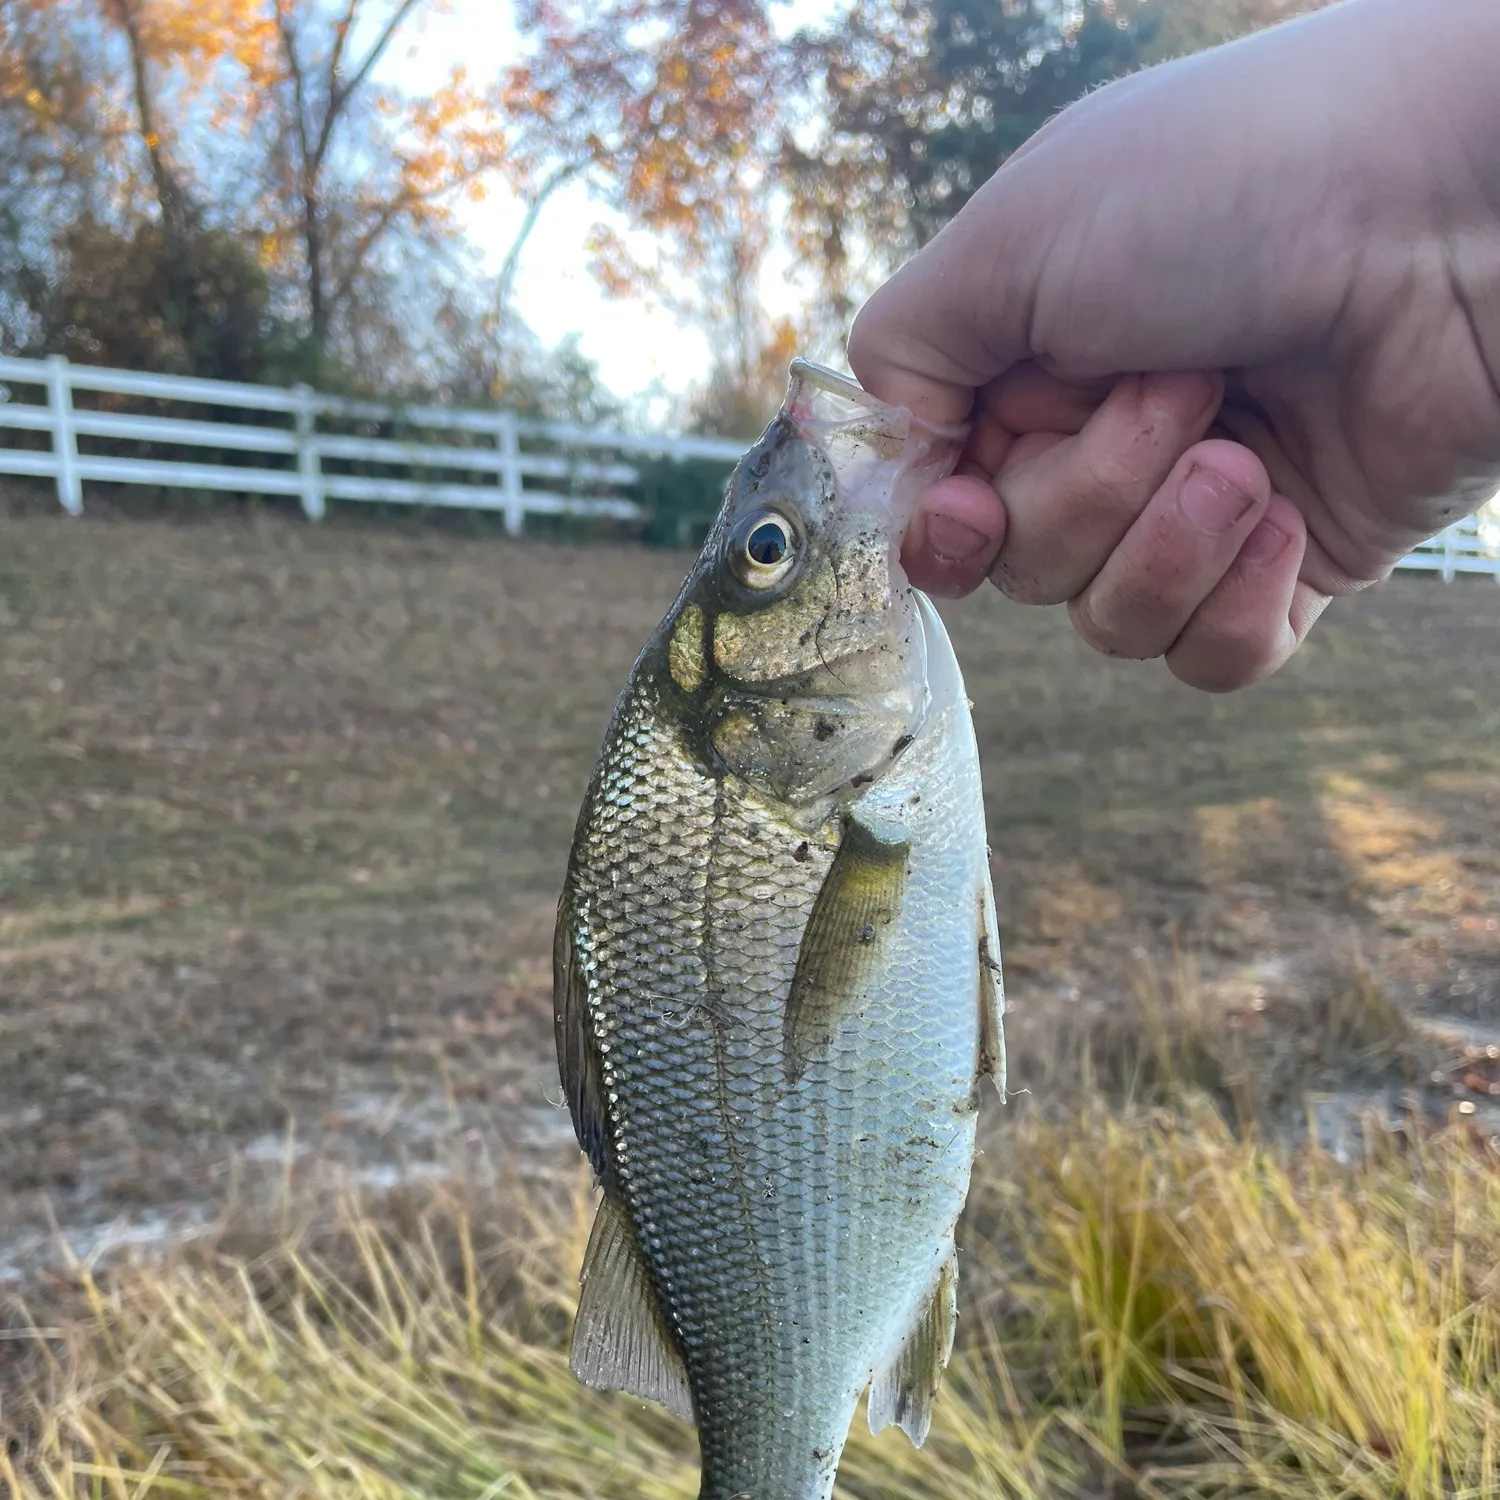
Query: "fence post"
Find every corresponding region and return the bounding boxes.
[45,355,82,515]
[497,410,523,536]
[292,383,325,521]
[1441,523,1456,583]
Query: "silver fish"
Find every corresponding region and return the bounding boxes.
[554,359,1004,1500]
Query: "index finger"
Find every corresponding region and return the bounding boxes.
[846,223,1028,428]
[844,145,1068,426]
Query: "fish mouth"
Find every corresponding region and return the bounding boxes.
[782,360,970,553]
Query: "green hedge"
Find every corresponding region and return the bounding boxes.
[632,454,737,549]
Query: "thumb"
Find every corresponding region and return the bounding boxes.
[846,129,1080,429]
[846,203,1041,428]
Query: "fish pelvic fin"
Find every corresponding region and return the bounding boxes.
[784,815,910,1082]
[866,1245,958,1449]
[571,1192,694,1423]
[554,889,611,1182]
[976,879,1006,1102]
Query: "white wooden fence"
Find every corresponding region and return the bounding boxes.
[0,353,742,533]
[1393,508,1500,581]
[0,352,1496,575]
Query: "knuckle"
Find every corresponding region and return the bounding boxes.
[1168,616,1279,692]
[1076,437,1152,498]
[1169,653,1254,694]
[1085,400,1193,494]
[1069,577,1186,661]
[991,555,1071,606]
[1067,591,1161,660]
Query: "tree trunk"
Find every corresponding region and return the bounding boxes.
[304,178,326,356]
[112,0,206,368]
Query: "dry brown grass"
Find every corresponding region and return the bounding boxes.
[7,1109,1500,1499]
[5,503,1500,1496]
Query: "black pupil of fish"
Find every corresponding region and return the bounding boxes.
[746,521,788,567]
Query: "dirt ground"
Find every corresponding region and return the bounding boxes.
[4,502,1500,1281]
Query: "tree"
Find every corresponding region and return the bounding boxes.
[261,0,511,372]
[0,0,513,388]
[785,0,1160,320]
[786,0,1338,320]
[501,0,801,431]
[0,0,134,352]
[1146,0,1333,58]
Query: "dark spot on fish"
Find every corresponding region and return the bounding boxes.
[892,733,914,756]
[813,717,838,741]
[850,771,874,787]
[751,449,772,479]
[857,923,876,943]
[793,841,809,862]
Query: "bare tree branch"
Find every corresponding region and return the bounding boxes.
[272,0,312,171]
[493,157,586,322]
[313,0,424,171]
[323,0,361,109]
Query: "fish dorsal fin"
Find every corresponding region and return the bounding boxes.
[554,891,610,1182]
[571,1192,694,1423]
[977,881,1007,1100]
[784,815,910,1081]
[866,1246,958,1448]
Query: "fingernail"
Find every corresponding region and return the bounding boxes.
[1180,465,1256,535]
[1241,516,1290,564]
[925,512,990,562]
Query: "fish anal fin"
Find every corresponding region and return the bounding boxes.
[867,1247,959,1448]
[976,884,1007,1102]
[571,1193,694,1423]
[784,816,910,1081]
[554,890,610,1181]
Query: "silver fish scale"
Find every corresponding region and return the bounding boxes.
[567,665,986,1500]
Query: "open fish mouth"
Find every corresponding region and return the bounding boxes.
[782,357,969,545]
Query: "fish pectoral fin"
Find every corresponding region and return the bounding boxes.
[866,1246,958,1449]
[571,1192,694,1423]
[554,891,610,1182]
[784,816,910,1082]
[977,880,1007,1101]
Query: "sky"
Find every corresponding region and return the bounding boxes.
[386,0,846,417]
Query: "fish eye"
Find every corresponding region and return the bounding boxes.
[728,510,798,590]
[747,519,789,567]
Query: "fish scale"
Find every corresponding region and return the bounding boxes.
[556,360,1003,1500]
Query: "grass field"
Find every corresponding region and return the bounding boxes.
[5,503,1500,1497]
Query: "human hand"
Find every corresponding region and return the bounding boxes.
[848,0,1500,690]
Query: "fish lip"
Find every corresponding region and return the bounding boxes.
[780,360,971,555]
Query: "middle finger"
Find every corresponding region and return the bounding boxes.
[990,371,1222,605]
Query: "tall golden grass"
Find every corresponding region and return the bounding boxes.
[7,1099,1500,1500]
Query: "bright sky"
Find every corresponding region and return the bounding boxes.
[390,0,844,419]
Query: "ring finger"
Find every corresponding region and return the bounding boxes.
[1067,440,1273,660]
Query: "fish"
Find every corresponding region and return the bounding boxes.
[554,358,1005,1500]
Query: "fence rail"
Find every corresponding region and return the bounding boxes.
[1,353,1496,574]
[0,353,743,533]
[1391,511,1500,581]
